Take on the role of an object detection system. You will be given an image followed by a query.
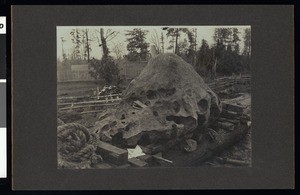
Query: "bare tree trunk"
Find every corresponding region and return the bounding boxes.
[100,28,109,58]
[85,29,90,62]
[193,28,197,66]
[175,28,179,55]
[212,57,217,79]
[160,32,164,53]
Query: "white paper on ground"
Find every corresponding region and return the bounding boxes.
[127,145,145,159]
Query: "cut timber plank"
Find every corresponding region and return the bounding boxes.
[137,154,153,163]
[215,157,250,166]
[132,100,147,109]
[128,157,148,167]
[218,117,239,124]
[96,141,128,165]
[222,103,245,114]
[216,121,235,131]
[220,110,239,119]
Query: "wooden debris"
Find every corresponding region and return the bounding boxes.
[139,145,151,154]
[240,114,251,121]
[132,100,147,109]
[215,157,250,166]
[144,144,165,155]
[128,157,148,167]
[137,154,153,163]
[95,141,128,165]
[183,139,197,152]
[220,110,239,119]
[152,153,173,165]
[222,103,245,114]
[58,98,121,107]
[216,121,235,131]
[218,117,239,124]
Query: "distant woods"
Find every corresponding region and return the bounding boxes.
[58,27,251,85]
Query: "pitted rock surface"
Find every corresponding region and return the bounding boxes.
[93,53,222,146]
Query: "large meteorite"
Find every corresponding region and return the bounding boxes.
[93,54,222,147]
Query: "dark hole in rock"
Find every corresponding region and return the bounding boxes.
[172,101,181,113]
[182,116,197,129]
[158,88,166,97]
[111,131,124,147]
[101,124,110,132]
[109,121,117,128]
[197,114,206,126]
[124,122,135,132]
[166,115,183,124]
[210,104,221,119]
[121,121,126,124]
[154,101,162,106]
[166,116,196,130]
[132,112,135,115]
[137,134,151,146]
[166,88,176,96]
[146,90,157,100]
[153,111,159,116]
[121,114,125,120]
[198,99,209,112]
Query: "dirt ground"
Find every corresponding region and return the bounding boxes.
[57,81,99,97]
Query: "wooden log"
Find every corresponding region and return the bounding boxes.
[220,110,239,119]
[128,157,148,167]
[95,141,128,165]
[59,103,117,111]
[222,103,245,114]
[217,117,239,124]
[58,99,121,107]
[57,95,90,100]
[165,120,250,166]
[133,100,147,109]
[144,144,165,155]
[152,153,173,164]
[139,145,152,154]
[215,157,250,166]
[216,121,235,131]
[137,154,153,163]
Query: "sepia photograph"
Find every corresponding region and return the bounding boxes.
[56,25,252,169]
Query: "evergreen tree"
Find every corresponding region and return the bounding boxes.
[70,28,82,60]
[125,28,149,61]
[89,57,120,85]
[243,28,251,56]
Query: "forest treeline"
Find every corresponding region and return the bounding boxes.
[58,27,251,85]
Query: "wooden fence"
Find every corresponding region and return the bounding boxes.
[57,70,94,82]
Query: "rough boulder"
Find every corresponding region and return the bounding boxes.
[93,53,222,147]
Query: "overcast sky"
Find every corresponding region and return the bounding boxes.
[57,25,250,60]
